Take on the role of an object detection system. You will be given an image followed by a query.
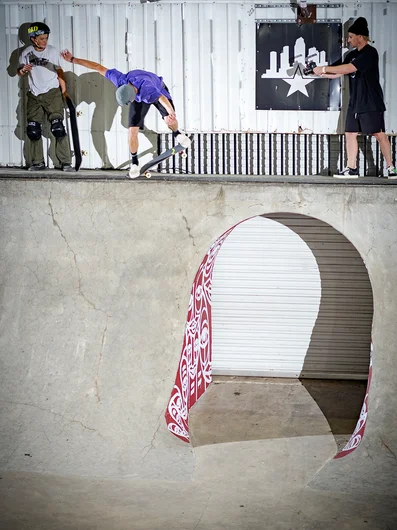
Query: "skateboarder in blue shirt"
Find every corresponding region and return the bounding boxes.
[61,50,191,178]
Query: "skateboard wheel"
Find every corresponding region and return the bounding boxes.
[181,152,187,159]
[145,171,152,179]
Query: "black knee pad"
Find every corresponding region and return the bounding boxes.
[51,118,66,138]
[26,121,41,141]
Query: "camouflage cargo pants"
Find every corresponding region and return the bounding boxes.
[27,87,71,166]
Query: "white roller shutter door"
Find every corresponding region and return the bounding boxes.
[211,215,372,379]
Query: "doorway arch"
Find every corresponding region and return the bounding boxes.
[165,213,373,458]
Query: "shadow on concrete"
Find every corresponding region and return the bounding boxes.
[300,378,367,445]
[190,376,367,452]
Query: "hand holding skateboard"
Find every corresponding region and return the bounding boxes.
[303,61,317,76]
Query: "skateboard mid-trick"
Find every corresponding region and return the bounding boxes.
[136,141,190,179]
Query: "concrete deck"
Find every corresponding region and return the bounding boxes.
[1,166,397,184]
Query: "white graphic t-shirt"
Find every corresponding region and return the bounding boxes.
[19,45,61,96]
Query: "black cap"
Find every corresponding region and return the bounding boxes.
[28,22,51,38]
[348,17,369,36]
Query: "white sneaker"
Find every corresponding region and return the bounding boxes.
[176,133,191,149]
[387,166,397,179]
[128,164,140,179]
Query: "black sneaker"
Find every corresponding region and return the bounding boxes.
[62,164,76,172]
[28,162,46,171]
[333,166,359,179]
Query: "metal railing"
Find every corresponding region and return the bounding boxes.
[158,133,397,177]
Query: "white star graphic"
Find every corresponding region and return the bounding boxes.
[283,64,315,97]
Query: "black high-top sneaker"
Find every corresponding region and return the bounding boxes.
[333,166,359,179]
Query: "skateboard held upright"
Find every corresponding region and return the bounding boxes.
[64,95,82,171]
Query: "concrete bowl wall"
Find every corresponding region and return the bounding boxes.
[0,179,396,492]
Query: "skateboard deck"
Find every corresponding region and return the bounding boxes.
[64,95,82,171]
[138,142,189,178]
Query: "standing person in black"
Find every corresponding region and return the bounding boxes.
[313,17,397,179]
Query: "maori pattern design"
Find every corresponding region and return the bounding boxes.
[334,351,373,459]
[165,224,240,442]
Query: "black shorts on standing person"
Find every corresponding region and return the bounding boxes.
[345,110,385,136]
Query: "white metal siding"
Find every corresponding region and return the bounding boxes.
[211,215,373,380]
[1,0,397,168]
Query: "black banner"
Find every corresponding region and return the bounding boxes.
[256,22,342,111]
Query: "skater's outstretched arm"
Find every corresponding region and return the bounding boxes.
[61,50,108,76]
[317,73,344,79]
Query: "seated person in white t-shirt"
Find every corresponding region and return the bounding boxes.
[18,22,74,171]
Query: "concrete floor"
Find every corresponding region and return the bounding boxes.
[190,377,367,452]
[1,438,395,530]
[2,378,393,530]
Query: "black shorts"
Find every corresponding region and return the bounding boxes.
[345,109,385,134]
[128,84,175,129]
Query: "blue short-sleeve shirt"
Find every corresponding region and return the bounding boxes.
[105,68,172,104]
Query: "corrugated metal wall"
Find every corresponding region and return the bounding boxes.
[1,0,397,168]
[211,214,373,379]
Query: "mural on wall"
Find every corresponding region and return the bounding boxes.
[334,351,373,459]
[165,216,372,458]
[256,22,342,111]
[165,223,240,442]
